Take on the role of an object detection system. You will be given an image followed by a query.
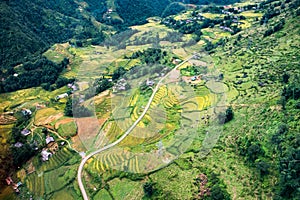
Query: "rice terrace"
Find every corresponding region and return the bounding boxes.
[0,0,299,199]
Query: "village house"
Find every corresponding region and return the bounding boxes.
[46,135,59,153]
[41,149,52,161]
[146,79,155,86]
[21,129,31,136]
[5,177,13,185]
[14,142,23,148]
[21,108,32,116]
[173,58,182,64]
[55,93,68,100]
[68,83,78,91]
[5,177,22,193]
[46,136,55,145]
[113,78,128,92]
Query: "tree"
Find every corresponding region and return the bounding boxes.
[96,79,113,94]
[256,160,270,176]
[218,107,234,124]
[112,67,127,80]
[225,107,234,123]
[209,185,230,200]
[282,72,290,83]
[143,182,154,197]
[247,143,262,162]
[64,97,73,117]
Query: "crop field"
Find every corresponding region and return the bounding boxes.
[44,166,76,195]
[130,21,171,38]
[108,178,144,200]
[43,43,73,64]
[174,10,191,20]
[25,171,45,198]
[34,108,63,126]
[201,13,224,19]
[38,147,74,172]
[93,189,112,200]
[50,187,81,200]
[25,147,79,199]
[0,86,68,112]
[89,148,133,173]
[57,120,77,138]
[85,72,222,177]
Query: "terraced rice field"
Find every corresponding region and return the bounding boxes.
[34,108,63,126]
[25,147,78,198]
[26,172,45,198]
[90,148,133,172]
[44,166,76,194]
[39,147,74,172]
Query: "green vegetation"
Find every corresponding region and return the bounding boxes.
[25,148,81,199]
[57,121,77,138]
[115,0,171,26]
[0,0,106,68]
[1,0,300,199]
[0,57,70,93]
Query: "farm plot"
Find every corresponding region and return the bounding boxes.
[44,166,76,195]
[57,120,77,138]
[50,186,81,200]
[39,147,74,172]
[90,148,133,173]
[25,172,45,198]
[25,147,79,198]
[108,178,144,200]
[93,189,112,200]
[34,108,63,126]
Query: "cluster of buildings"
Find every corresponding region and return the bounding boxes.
[113,78,128,92]
[103,8,114,20]
[55,83,78,101]
[5,176,22,193]
[41,135,59,161]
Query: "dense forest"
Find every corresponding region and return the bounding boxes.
[0,0,106,68]
[115,0,172,26]
[0,57,72,93]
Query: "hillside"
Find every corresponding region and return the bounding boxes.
[0,0,243,69]
[0,0,299,199]
[0,0,106,68]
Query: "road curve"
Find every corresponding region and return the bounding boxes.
[77,55,194,200]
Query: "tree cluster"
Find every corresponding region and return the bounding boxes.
[264,19,285,37]
[161,17,208,36]
[115,0,171,26]
[128,48,168,65]
[0,57,69,93]
[217,106,234,124]
[0,0,106,68]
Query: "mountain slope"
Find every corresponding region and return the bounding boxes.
[0,0,105,68]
